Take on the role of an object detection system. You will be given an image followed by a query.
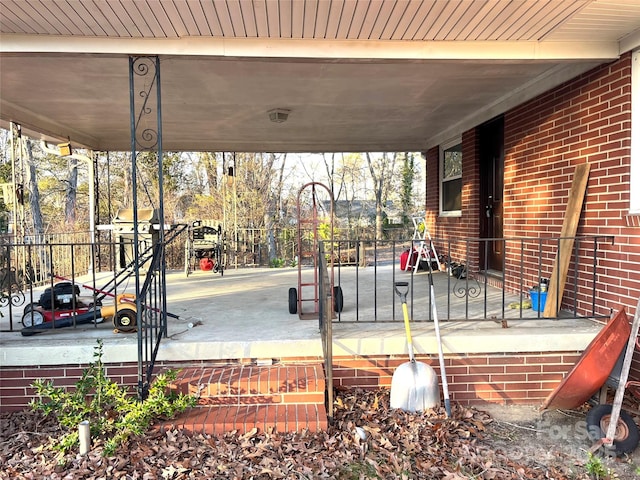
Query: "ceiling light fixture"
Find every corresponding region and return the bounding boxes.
[268,108,290,123]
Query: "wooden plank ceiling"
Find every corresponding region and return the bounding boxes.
[1,1,639,152]
[0,0,626,41]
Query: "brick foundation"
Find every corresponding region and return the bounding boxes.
[331,351,582,405]
[1,351,581,412]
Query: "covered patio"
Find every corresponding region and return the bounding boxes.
[1,0,639,435]
[1,263,603,414]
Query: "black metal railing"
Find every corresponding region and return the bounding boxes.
[0,233,614,333]
[0,232,184,333]
[318,242,334,421]
[325,235,614,323]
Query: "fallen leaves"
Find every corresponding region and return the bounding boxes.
[0,387,596,479]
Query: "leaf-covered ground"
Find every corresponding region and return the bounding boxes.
[1,387,638,479]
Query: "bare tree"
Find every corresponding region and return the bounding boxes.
[335,153,366,236]
[25,139,44,236]
[320,152,345,201]
[264,153,288,263]
[365,152,398,239]
[64,156,78,225]
[399,152,417,226]
[198,152,218,194]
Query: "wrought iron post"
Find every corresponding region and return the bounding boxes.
[129,55,165,401]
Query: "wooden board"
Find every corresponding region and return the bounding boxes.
[543,163,590,318]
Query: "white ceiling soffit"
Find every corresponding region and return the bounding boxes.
[0,0,637,44]
[0,0,639,153]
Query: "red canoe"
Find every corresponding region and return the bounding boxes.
[541,307,630,410]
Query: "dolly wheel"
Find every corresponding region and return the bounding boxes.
[288,288,297,314]
[114,309,137,333]
[333,286,344,313]
[586,404,640,455]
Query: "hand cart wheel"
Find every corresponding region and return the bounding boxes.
[333,286,343,312]
[288,287,298,314]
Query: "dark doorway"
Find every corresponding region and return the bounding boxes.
[479,116,504,272]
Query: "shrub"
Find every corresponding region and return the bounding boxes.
[269,257,286,268]
[30,339,196,457]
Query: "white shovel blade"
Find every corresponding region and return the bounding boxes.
[390,360,440,412]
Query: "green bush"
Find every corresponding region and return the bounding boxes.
[30,339,196,457]
[269,257,286,268]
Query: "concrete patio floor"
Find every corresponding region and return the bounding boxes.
[0,265,604,368]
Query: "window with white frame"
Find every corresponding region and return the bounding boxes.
[440,139,462,215]
[631,48,639,214]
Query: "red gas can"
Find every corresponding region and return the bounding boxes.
[399,249,418,271]
[199,258,214,271]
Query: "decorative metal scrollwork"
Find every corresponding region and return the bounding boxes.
[451,263,482,299]
[131,56,160,151]
[0,267,26,307]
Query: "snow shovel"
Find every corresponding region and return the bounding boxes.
[390,281,440,412]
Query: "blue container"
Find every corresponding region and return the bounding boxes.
[530,290,547,312]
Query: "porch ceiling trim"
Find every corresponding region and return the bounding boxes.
[0,34,622,61]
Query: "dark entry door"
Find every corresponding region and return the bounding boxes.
[479,117,504,272]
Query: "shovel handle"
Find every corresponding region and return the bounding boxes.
[394,282,416,362]
[394,281,409,302]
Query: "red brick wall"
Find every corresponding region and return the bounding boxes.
[424,53,639,384]
[1,353,580,411]
[424,130,481,269]
[426,54,640,315]
[331,352,581,405]
[0,363,139,411]
[503,52,637,318]
[426,54,638,318]
[424,146,439,233]
[502,54,640,383]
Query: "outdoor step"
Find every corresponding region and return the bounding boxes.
[164,364,327,435]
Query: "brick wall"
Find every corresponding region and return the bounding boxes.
[0,363,139,411]
[424,130,481,269]
[332,352,580,405]
[424,52,639,385]
[504,54,640,384]
[1,352,581,411]
[426,54,638,318]
[503,52,637,319]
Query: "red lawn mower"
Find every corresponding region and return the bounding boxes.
[20,223,187,336]
[20,278,139,335]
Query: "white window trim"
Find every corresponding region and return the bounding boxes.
[631,48,640,214]
[439,137,463,217]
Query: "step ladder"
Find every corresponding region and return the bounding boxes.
[411,216,444,273]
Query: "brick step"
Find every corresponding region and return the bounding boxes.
[483,273,504,290]
[165,363,327,435]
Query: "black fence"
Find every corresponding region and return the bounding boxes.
[0,233,613,333]
[322,235,614,324]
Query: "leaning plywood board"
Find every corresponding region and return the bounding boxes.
[543,163,591,318]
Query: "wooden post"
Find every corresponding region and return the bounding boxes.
[543,163,590,318]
